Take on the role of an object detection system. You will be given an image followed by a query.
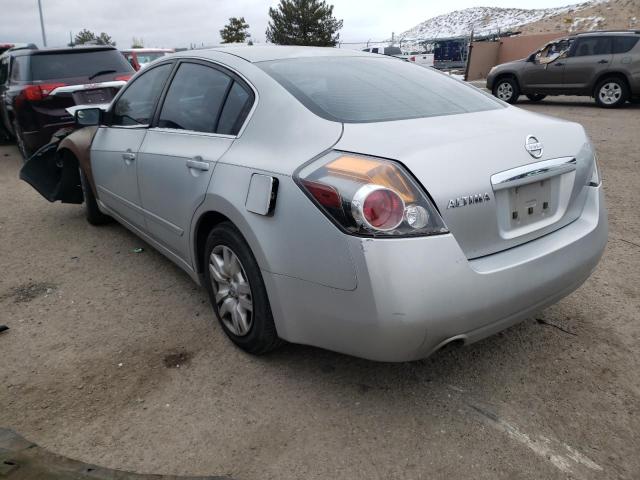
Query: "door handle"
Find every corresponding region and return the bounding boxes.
[186,158,210,171]
[597,59,609,64]
[122,152,136,161]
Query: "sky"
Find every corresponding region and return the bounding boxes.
[1,0,578,48]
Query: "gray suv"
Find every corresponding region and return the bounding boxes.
[487,31,640,107]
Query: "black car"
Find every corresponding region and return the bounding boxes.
[0,45,134,158]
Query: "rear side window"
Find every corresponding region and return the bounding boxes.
[217,81,253,135]
[259,56,501,123]
[10,56,29,81]
[612,36,639,54]
[572,37,612,57]
[158,63,232,133]
[30,50,133,80]
[112,63,172,126]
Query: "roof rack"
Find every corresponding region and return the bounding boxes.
[576,29,640,35]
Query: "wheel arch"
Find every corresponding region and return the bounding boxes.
[493,72,521,90]
[192,199,269,280]
[592,71,631,97]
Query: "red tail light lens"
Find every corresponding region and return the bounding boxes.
[353,185,404,231]
[296,152,447,237]
[23,83,66,101]
[409,56,416,62]
[115,74,133,82]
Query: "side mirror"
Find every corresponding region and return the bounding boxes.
[75,108,102,127]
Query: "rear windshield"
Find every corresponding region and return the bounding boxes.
[30,50,133,80]
[258,56,501,123]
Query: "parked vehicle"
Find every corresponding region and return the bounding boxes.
[362,46,402,56]
[487,30,640,107]
[121,48,175,71]
[20,47,607,362]
[0,45,134,158]
[399,51,435,68]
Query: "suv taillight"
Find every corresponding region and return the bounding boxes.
[296,152,448,237]
[23,83,66,101]
[115,74,132,82]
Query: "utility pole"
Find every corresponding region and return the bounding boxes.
[37,0,47,47]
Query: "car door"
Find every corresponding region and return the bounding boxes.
[90,62,173,229]
[520,42,566,91]
[137,60,254,263]
[562,37,613,91]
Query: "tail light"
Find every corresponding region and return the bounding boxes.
[115,74,133,82]
[409,56,416,62]
[296,152,447,237]
[22,83,66,101]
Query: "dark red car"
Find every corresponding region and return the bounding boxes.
[0,45,134,158]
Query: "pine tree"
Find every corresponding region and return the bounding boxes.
[220,17,251,44]
[74,29,96,45]
[266,0,343,46]
[74,29,115,46]
[97,32,115,46]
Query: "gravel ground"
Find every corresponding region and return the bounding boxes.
[1,97,639,480]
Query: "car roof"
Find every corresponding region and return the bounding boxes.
[12,45,116,56]
[121,48,174,53]
[173,45,373,63]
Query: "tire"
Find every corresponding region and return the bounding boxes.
[526,94,546,102]
[594,77,629,108]
[12,119,30,161]
[492,77,520,104]
[79,167,111,225]
[203,222,282,355]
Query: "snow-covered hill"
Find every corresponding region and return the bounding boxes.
[396,1,607,41]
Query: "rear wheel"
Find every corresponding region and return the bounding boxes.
[203,222,282,355]
[12,119,29,161]
[492,77,520,104]
[594,77,629,108]
[526,94,546,102]
[79,167,111,225]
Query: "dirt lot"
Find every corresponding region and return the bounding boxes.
[1,97,639,480]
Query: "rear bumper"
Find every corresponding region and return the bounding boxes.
[264,186,607,362]
[22,122,74,154]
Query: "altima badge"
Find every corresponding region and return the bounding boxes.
[525,135,543,158]
[447,193,491,209]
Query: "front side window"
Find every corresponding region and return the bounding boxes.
[259,56,501,123]
[572,37,612,57]
[158,63,232,133]
[112,63,172,126]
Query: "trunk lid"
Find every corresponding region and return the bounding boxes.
[334,106,595,258]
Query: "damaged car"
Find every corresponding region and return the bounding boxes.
[21,47,607,362]
[0,45,133,158]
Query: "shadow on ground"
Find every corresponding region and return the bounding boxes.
[0,429,226,479]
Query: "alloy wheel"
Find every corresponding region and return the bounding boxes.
[599,82,622,105]
[209,245,253,337]
[496,82,513,101]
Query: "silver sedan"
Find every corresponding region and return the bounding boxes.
[23,46,607,361]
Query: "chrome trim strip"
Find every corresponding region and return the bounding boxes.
[491,157,576,191]
[50,80,127,96]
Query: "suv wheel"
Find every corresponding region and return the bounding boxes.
[526,94,546,102]
[594,77,629,108]
[12,119,30,161]
[493,78,520,104]
[203,222,282,355]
